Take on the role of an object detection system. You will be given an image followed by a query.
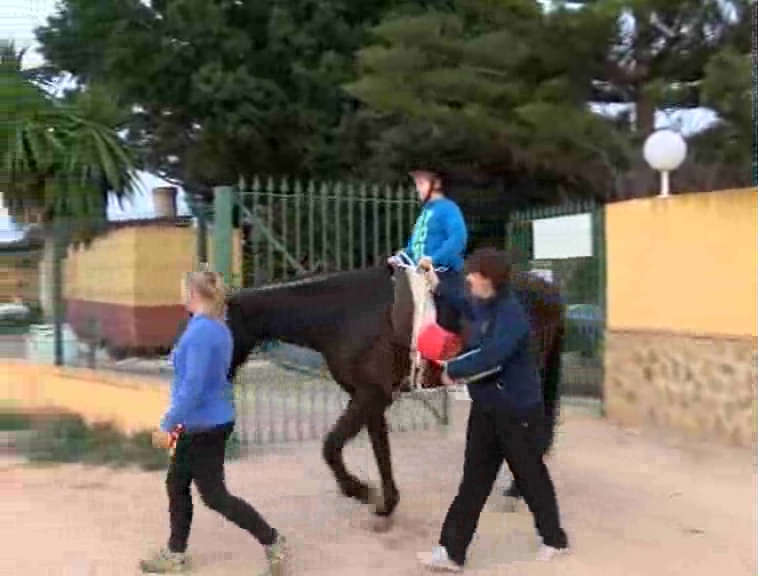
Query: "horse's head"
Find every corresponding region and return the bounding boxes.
[225,289,271,381]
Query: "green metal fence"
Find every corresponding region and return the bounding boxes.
[235,177,418,286]
[507,200,606,400]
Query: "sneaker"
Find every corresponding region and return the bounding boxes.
[418,546,464,572]
[260,534,288,576]
[536,543,570,562]
[139,548,189,573]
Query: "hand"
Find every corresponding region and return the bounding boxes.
[387,255,402,268]
[152,430,172,450]
[440,371,458,387]
[417,257,433,271]
[424,268,440,292]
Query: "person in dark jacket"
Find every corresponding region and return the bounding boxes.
[418,248,569,572]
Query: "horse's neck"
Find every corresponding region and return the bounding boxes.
[250,267,394,352]
[263,301,319,349]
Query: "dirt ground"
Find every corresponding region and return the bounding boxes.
[2,401,755,576]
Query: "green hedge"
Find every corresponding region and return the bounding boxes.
[3,412,241,470]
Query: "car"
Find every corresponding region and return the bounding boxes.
[0,301,31,322]
[564,303,603,357]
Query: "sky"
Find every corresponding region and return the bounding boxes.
[0,0,718,245]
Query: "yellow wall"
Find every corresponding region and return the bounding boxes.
[606,188,757,337]
[133,226,243,306]
[1,361,169,435]
[65,227,138,305]
[65,224,242,307]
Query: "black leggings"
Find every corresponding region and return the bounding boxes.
[167,422,277,553]
[440,402,568,566]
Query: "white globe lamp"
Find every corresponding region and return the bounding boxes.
[643,129,688,198]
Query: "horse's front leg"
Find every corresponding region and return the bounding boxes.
[366,406,400,519]
[322,398,374,504]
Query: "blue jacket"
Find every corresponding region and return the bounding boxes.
[406,197,467,272]
[438,283,543,414]
[160,314,236,433]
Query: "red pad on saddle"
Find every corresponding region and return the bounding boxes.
[417,322,464,363]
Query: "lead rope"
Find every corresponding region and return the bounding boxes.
[392,252,448,391]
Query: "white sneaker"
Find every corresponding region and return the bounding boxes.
[419,546,464,572]
[536,543,570,561]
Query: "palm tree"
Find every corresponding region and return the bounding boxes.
[1,40,140,320]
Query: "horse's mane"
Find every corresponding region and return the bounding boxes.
[227,265,391,301]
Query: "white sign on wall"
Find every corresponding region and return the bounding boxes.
[532,213,593,260]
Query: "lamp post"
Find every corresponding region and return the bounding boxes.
[643,129,688,198]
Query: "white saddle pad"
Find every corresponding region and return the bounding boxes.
[405,268,438,353]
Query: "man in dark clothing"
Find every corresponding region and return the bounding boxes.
[418,248,569,572]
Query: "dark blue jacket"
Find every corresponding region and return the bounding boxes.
[438,282,542,414]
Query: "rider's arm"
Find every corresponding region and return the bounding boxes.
[443,296,530,383]
[405,232,414,259]
[402,213,422,261]
[429,203,467,266]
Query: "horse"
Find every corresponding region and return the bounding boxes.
[224,264,564,526]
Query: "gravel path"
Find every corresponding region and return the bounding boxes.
[2,401,753,576]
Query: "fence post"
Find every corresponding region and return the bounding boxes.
[213,185,234,282]
[51,221,66,366]
[195,193,209,265]
[592,202,607,415]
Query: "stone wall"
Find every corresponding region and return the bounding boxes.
[604,330,756,447]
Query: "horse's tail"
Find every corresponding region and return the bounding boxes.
[542,320,564,456]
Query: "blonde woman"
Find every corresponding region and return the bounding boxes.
[141,271,288,575]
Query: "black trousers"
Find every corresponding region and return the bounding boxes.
[167,422,278,553]
[504,372,554,497]
[440,402,568,566]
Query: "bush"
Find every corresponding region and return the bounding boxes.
[0,410,34,431]
[11,413,241,471]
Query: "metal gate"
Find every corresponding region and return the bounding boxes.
[210,178,451,449]
[507,201,606,399]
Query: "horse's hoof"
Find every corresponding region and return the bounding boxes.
[375,490,400,519]
[366,514,393,533]
[365,483,383,508]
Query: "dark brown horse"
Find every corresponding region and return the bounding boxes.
[225,264,564,525]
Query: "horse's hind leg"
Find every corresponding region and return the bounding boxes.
[322,398,373,504]
[366,406,399,518]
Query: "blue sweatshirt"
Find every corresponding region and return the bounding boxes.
[405,197,468,272]
[160,314,236,433]
[438,284,542,414]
